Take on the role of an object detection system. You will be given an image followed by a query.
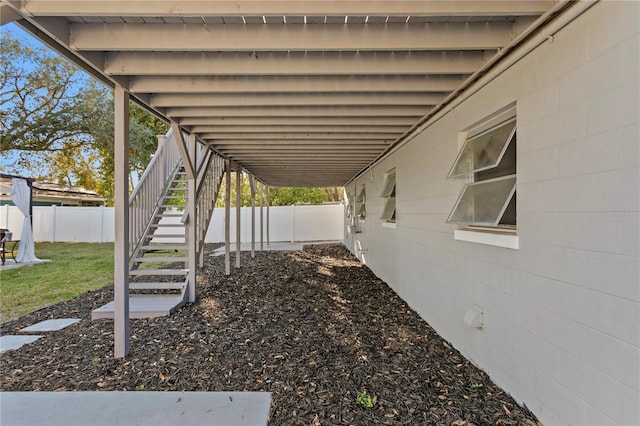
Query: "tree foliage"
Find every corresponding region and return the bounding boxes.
[215,173,343,207]
[0,31,167,205]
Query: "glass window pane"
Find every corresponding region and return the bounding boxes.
[357,188,365,203]
[380,173,396,198]
[357,203,366,217]
[448,119,516,178]
[447,175,516,226]
[380,197,396,221]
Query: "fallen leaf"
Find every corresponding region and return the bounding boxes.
[503,404,511,416]
[159,372,165,381]
[438,395,447,401]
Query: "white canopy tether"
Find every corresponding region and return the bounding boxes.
[10,178,39,263]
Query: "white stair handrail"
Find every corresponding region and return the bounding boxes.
[128,127,182,259]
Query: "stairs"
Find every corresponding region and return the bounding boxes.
[92,168,190,319]
[92,129,225,321]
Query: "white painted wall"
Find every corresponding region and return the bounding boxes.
[345,2,639,424]
[0,203,343,243]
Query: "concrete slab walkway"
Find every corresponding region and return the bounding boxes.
[0,391,271,426]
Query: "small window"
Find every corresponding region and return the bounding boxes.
[447,119,516,178]
[357,186,366,219]
[447,112,516,228]
[380,170,396,222]
[345,190,354,218]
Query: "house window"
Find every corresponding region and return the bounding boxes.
[380,169,396,223]
[345,189,353,219]
[447,114,516,228]
[357,185,366,220]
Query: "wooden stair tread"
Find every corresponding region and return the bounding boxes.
[134,256,188,262]
[140,244,187,251]
[130,269,188,276]
[129,282,185,290]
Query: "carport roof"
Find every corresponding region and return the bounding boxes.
[2,1,561,187]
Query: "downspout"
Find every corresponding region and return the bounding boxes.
[346,0,599,185]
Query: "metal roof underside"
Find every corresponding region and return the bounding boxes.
[2,0,557,187]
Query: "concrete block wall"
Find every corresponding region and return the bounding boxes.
[344,2,639,424]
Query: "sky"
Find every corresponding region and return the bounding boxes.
[0,23,134,184]
[1,24,43,178]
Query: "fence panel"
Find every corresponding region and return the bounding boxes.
[0,204,343,244]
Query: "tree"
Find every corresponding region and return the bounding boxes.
[1,33,92,153]
[214,173,343,207]
[1,31,167,205]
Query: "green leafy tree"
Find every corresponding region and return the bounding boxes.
[1,33,90,153]
[215,173,343,207]
[0,31,167,205]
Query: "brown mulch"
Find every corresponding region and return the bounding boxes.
[1,244,540,425]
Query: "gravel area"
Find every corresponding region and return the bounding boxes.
[1,243,540,425]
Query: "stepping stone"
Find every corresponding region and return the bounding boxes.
[0,335,43,353]
[20,318,80,332]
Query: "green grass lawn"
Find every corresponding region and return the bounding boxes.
[0,242,114,323]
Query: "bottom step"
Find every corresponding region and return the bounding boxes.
[91,295,185,320]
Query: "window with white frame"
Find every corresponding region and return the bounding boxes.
[345,189,354,219]
[447,110,516,228]
[356,185,366,220]
[380,169,396,223]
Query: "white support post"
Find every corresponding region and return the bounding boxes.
[266,185,271,246]
[113,85,130,359]
[259,182,264,251]
[224,159,231,276]
[187,133,197,303]
[250,176,256,258]
[235,169,241,268]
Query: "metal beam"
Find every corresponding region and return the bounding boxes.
[259,182,264,251]
[131,75,466,94]
[191,125,408,134]
[250,175,255,258]
[169,121,196,179]
[152,93,444,108]
[180,116,418,126]
[113,85,129,359]
[106,50,486,76]
[200,132,399,140]
[20,1,554,17]
[235,169,241,269]
[207,139,392,145]
[186,133,197,303]
[0,4,22,25]
[220,147,383,153]
[71,22,515,51]
[167,106,431,118]
[224,159,231,276]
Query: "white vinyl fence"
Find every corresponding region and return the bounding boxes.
[0,203,344,243]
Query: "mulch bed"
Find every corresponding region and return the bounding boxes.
[1,244,540,425]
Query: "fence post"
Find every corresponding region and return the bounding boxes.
[51,205,56,243]
[291,204,296,243]
[100,205,105,243]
